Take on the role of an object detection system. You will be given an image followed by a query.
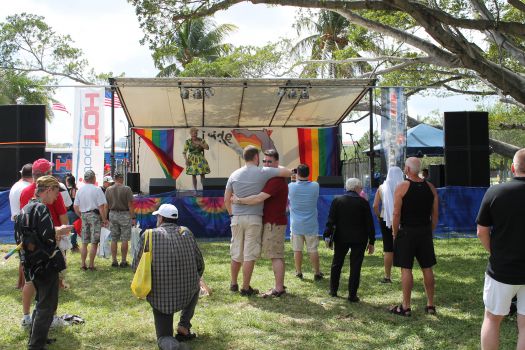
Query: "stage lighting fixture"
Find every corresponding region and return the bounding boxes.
[180,88,190,99]
[193,89,203,99]
[277,87,286,97]
[300,88,309,99]
[204,87,215,98]
[288,89,297,99]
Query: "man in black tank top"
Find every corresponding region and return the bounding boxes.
[389,157,439,317]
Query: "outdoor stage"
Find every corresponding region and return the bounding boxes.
[0,186,487,243]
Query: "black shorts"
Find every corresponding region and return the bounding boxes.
[393,224,436,269]
[379,220,394,253]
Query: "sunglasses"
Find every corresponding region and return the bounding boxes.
[262,160,274,164]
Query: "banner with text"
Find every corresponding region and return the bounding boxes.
[380,87,407,169]
[73,87,105,184]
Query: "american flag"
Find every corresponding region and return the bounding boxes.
[52,102,70,114]
[104,90,122,108]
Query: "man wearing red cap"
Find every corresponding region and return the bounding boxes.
[18,158,68,328]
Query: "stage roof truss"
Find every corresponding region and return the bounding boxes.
[112,77,375,129]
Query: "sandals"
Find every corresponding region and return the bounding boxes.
[425,305,437,315]
[80,266,88,271]
[262,288,286,298]
[240,286,259,296]
[390,304,412,317]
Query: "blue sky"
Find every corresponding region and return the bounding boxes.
[4,0,481,144]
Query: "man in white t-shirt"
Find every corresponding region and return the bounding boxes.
[74,170,108,271]
[9,164,33,221]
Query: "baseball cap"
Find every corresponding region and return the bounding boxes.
[152,204,178,219]
[32,158,53,175]
[103,176,114,183]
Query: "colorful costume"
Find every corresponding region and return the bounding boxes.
[183,138,210,175]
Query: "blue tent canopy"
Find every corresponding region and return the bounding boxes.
[367,123,444,156]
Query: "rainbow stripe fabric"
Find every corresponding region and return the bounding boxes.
[135,128,184,179]
[297,127,340,181]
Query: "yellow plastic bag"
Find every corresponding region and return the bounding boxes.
[131,229,152,299]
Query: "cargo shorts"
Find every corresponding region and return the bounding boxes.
[81,211,101,244]
[109,211,132,242]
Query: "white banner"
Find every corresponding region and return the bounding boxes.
[72,87,105,184]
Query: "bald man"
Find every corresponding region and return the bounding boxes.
[390,157,439,317]
[477,148,525,350]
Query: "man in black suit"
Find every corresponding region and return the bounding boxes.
[324,178,375,302]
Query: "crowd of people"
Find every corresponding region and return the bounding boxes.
[9,159,137,349]
[8,146,525,350]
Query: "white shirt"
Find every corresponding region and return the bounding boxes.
[74,183,107,212]
[9,179,32,221]
[59,183,73,208]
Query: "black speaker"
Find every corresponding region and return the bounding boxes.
[444,111,490,187]
[0,105,46,188]
[317,176,344,188]
[202,177,228,190]
[149,177,176,195]
[127,172,141,193]
[428,164,445,188]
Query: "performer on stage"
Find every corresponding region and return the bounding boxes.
[183,127,211,191]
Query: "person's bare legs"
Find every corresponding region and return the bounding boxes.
[517,314,525,350]
[422,267,435,307]
[110,241,118,264]
[401,268,413,309]
[121,241,129,263]
[384,252,393,279]
[231,260,241,286]
[192,175,198,191]
[242,260,256,290]
[200,174,205,190]
[272,258,285,292]
[22,283,35,314]
[88,243,98,268]
[80,243,89,267]
[309,251,321,275]
[294,251,303,275]
[481,310,504,350]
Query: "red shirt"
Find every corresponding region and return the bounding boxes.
[261,177,288,225]
[20,183,67,226]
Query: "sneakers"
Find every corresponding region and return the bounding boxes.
[348,295,360,303]
[21,315,32,328]
[111,261,119,267]
[295,272,304,280]
[119,261,129,268]
[314,272,325,281]
[240,286,259,296]
[380,277,392,284]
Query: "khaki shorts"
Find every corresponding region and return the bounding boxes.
[109,211,132,242]
[81,212,101,244]
[261,224,286,259]
[230,215,263,262]
[291,233,319,253]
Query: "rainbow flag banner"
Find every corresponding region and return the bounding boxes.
[134,128,184,179]
[297,127,340,181]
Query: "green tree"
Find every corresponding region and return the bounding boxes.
[140,15,237,76]
[129,0,525,109]
[179,41,293,78]
[293,10,350,78]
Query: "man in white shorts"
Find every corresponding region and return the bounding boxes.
[477,148,525,350]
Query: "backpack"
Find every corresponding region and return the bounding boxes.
[15,202,65,279]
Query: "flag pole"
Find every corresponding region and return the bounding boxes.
[109,79,116,177]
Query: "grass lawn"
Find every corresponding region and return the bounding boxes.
[0,238,519,349]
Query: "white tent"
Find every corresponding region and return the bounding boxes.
[112,77,374,191]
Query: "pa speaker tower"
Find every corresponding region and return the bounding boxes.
[444,111,489,187]
[0,105,46,189]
